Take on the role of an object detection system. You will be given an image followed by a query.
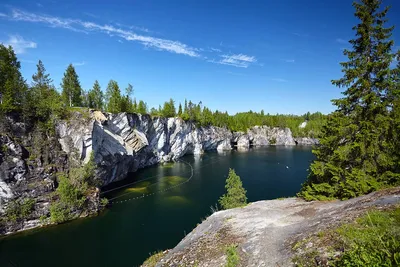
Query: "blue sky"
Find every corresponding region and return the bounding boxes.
[0,0,399,115]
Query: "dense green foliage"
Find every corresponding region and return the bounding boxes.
[225,244,240,267]
[50,153,97,223]
[336,207,400,266]
[0,44,26,113]
[299,0,400,200]
[219,169,247,210]
[5,198,36,222]
[292,206,400,267]
[61,64,82,107]
[0,43,324,137]
[87,80,104,110]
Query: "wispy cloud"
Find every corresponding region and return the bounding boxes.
[210,53,257,68]
[1,35,37,54]
[83,12,98,19]
[8,8,200,57]
[36,3,43,7]
[210,47,221,53]
[72,61,86,66]
[336,38,348,44]
[221,71,247,76]
[292,32,309,37]
[270,78,287,82]
[0,13,6,17]
[284,59,295,63]
[3,8,261,68]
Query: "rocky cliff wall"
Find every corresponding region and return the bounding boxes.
[58,112,318,186]
[0,111,318,235]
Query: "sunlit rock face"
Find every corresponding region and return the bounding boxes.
[58,112,233,185]
[0,111,316,235]
[57,112,314,186]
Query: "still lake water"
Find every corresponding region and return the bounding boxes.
[0,146,313,267]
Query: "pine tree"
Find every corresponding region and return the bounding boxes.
[178,103,183,117]
[105,80,121,113]
[120,83,134,112]
[219,169,247,210]
[87,80,103,110]
[61,64,82,107]
[132,98,137,112]
[137,100,147,114]
[299,0,399,200]
[161,98,176,117]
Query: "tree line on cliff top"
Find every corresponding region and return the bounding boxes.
[0,47,324,137]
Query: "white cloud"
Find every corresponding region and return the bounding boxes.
[83,12,98,19]
[336,38,348,44]
[9,9,200,57]
[5,9,262,67]
[2,35,37,54]
[0,13,6,17]
[285,59,295,63]
[270,78,287,82]
[72,61,85,66]
[211,53,257,68]
[210,47,221,52]
[36,3,43,7]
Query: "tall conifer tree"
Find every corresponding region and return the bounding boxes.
[0,44,26,113]
[88,80,104,110]
[61,64,82,107]
[299,0,400,200]
[105,80,122,113]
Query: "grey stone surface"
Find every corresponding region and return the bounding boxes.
[156,188,400,267]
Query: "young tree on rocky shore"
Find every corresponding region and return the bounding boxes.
[219,169,247,210]
[299,0,400,200]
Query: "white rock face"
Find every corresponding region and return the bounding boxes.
[299,121,307,128]
[294,137,319,145]
[58,112,233,185]
[247,126,296,146]
[57,112,313,186]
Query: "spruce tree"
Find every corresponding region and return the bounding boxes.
[219,169,247,210]
[299,0,399,200]
[88,80,103,110]
[178,103,183,117]
[137,100,147,114]
[161,98,176,117]
[105,80,121,113]
[61,64,82,107]
[120,84,134,112]
[132,98,137,112]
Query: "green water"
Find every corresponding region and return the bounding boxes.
[0,146,314,267]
